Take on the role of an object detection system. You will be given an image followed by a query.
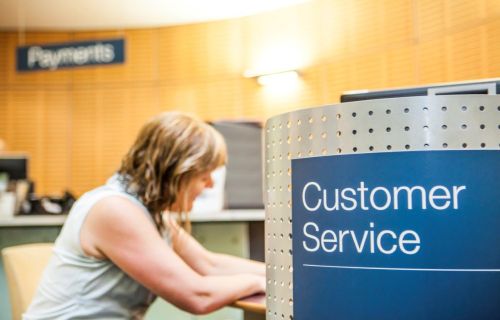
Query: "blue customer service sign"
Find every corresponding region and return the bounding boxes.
[16,38,125,72]
[292,150,500,320]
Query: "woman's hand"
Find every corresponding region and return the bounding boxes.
[167,217,265,277]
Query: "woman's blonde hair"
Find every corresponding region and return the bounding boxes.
[118,112,227,232]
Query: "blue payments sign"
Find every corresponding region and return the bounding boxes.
[292,150,500,320]
[16,38,125,72]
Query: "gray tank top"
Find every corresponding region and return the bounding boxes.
[24,175,169,320]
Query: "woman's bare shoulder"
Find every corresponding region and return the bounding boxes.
[81,195,157,259]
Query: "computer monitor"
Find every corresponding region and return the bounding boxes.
[340,78,500,102]
[0,156,28,180]
[211,121,264,209]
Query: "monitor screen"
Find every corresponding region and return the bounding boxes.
[0,156,28,180]
[211,121,264,209]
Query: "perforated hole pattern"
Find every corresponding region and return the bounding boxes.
[263,95,500,320]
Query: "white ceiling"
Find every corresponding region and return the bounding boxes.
[0,0,309,31]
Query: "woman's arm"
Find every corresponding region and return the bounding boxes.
[204,252,265,276]
[167,218,265,276]
[80,196,265,315]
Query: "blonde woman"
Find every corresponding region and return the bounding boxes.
[24,112,265,319]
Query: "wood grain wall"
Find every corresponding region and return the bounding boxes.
[0,0,499,196]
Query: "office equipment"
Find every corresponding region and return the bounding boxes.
[340,78,500,102]
[0,156,28,180]
[211,121,264,209]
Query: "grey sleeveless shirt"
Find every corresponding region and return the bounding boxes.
[24,175,168,320]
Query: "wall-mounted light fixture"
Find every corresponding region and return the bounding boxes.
[244,70,300,87]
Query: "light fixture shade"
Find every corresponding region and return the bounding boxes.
[256,70,299,86]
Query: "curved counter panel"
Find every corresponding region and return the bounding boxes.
[264,95,500,320]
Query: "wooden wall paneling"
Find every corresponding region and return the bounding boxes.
[285,3,320,71]
[157,26,193,83]
[444,0,486,30]
[415,0,446,40]
[322,57,355,103]
[381,0,414,46]
[249,82,267,119]
[0,26,8,121]
[42,89,71,195]
[349,52,388,90]
[198,76,246,120]
[416,38,447,84]
[204,19,244,77]
[159,23,210,83]
[236,18,258,118]
[124,29,158,83]
[300,67,322,108]
[128,85,162,130]
[195,80,215,120]
[9,89,45,185]
[485,0,500,17]
[5,33,20,85]
[315,0,351,102]
[71,63,98,87]
[159,84,200,117]
[299,64,326,107]
[242,4,311,78]
[94,88,105,186]
[242,11,269,74]
[316,0,350,60]
[71,89,99,195]
[386,44,418,87]
[98,87,131,181]
[0,91,7,141]
[92,63,128,86]
[307,63,329,106]
[347,0,385,53]
[0,33,10,85]
[446,26,487,81]
[239,78,262,119]
[485,20,500,78]
[105,84,164,172]
[34,67,73,88]
[186,23,212,81]
[0,91,13,146]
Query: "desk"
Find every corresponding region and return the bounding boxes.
[232,293,266,320]
[0,209,264,226]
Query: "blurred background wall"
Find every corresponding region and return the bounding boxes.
[0,0,499,196]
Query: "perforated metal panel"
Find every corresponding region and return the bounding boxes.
[264,95,500,320]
